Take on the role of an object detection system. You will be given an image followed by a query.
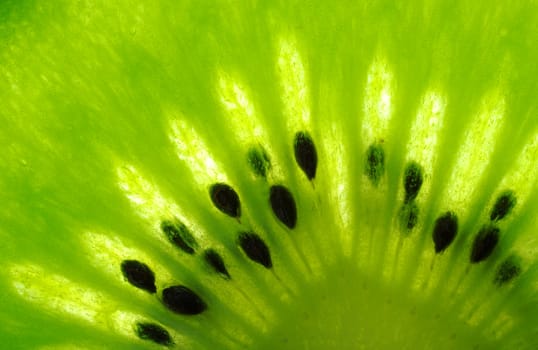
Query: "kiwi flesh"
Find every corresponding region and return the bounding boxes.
[0,0,537,349]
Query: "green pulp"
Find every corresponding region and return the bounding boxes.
[0,0,537,349]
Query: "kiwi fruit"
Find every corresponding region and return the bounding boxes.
[0,0,537,349]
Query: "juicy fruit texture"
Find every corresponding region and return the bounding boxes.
[0,0,537,349]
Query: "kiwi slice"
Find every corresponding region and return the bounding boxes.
[0,0,537,349]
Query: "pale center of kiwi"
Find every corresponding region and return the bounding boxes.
[255,263,498,350]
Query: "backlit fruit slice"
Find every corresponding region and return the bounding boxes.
[0,0,537,349]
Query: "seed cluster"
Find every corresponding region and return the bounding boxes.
[120,130,319,344]
[469,191,518,271]
[118,128,523,346]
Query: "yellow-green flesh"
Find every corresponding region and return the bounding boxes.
[0,0,537,349]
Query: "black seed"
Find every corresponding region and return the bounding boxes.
[365,142,385,186]
[490,190,517,222]
[399,202,419,232]
[238,232,272,268]
[294,131,318,180]
[162,285,207,315]
[432,212,458,253]
[120,260,156,294]
[203,249,230,280]
[209,183,241,218]
[161,219,198,255]
[269,185,297,229]
[247,146,271,178]
[494,256,522,286]
[403,162,423,202]
[135,322,173,346]
[470,225,500,263]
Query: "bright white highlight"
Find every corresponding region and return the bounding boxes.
[444,91,505,213]
[362,57,394,146]
[494,132,538,211]
[117,164,178,222]
[407,91,446,170]
[82,231,172,284]
[277,37,310,130]
[217,72,262,140]
[10,264,107,324]
[406,90,446,199]
[168,115,227,184]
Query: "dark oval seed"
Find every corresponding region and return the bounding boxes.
[490,190,517,222]
[161,219,198,255]
[470,225,500,263]
[120,260,156,294]
[494,255,522,286]
[294,131,318,180]
[135,322,173,346]
[162,285,207,315]
[270,185,297,229]
[238,232,272,269]
[247,146,271,178]
[432,212,458,253]
[365,142,385,186]
[403,162,423,202]
[210,183,241,218]
[203,249,230,280]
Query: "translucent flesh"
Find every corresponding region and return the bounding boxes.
[0,0,537,349]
